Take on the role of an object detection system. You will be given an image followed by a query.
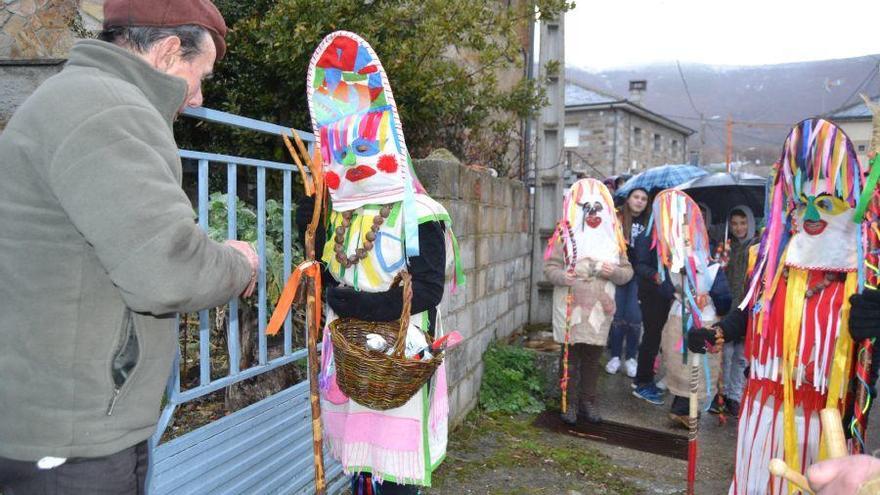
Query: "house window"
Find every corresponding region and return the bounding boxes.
[859,144,867,153]
[672,139,680,154]
[654,134,661,152]
[564,125,580,147]
[633,127,642,147]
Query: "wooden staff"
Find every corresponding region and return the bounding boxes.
[560,288,573,415]
[683,267,699,495]
[687,351,700,495]
[272,131,326,494]
[766,407,847,494]
[820,407,848,460]
[768,459,815,495]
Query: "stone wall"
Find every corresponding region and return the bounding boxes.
[414,151,532,426]
[0,60,63,128]
[0,0,81,130]
[1,0,78,59]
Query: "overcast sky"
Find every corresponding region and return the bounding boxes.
[565,0,880,70]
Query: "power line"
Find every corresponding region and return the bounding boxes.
[826,62,880,115]
[675,60,702,117]
[662,113,795,127]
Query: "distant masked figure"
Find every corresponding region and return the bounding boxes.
[544,178,633,424]
[650,190,731,426]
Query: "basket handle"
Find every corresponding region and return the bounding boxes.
[390,271,413,359]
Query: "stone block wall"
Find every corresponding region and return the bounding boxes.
[0,0,81,130]
[1,0,78,59]
[414,153,532,426]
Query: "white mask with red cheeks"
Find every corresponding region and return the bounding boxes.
[563,178,622,265]
[307,31,422,212]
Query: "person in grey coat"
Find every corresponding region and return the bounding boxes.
[0,1,257,493]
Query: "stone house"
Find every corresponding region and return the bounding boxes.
[564,80,695,177]
[828,95,879,166]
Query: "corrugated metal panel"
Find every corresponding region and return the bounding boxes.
[150,379,344,494]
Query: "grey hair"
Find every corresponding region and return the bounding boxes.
[97,24,209,61]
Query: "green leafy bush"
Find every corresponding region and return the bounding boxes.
[478,344,545,414]
[176,0,573,175]
[203,192,304,304]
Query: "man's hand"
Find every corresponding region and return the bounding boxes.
[807,455,880,494]
[849,289,880,341]
[225,240,258,298]
[687,327,722,354]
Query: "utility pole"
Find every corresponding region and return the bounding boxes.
[725,115,733,173]
[528,12,565,325]
[699,113,705,166]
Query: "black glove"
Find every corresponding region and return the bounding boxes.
[850,289,880,341]
[326,286,361,318]
[326,286,403,321]
[687,327,717,354]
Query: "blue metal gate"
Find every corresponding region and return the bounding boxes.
[145,107,346,494]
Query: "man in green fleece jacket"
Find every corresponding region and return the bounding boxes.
[0,1,258,493]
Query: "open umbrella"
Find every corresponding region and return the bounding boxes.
[615,164,708,199]
[674,172,766,225]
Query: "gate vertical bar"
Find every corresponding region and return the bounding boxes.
[283,170,293,355]
[227,163,241,374]
[257,167,268,365]
[198,159,211,384]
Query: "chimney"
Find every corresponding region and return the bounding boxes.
[629,80,647,104]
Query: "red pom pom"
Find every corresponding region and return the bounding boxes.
[377,154,398,173]
[325,171,340,190]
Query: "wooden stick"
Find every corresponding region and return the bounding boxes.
[819,407,848,459]
[769,458,815,494]
[282,133,313,197]
[279,131,325,494]
[687,349,700,495]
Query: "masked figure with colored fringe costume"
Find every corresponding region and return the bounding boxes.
[688,118,867,494]
[302,31,465,494]
[544,178,633,425]
[649,190,732,429]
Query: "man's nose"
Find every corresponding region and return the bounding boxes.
[188,88,204,108]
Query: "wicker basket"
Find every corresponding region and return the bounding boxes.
[329,272,444,410]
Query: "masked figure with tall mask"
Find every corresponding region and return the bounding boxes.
[544,178,633,425]
[649,190,731,427]
[302,31,464,494]
[689,118,868,494]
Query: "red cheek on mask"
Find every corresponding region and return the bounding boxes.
[325,171,340,190]
[377,154,398,173]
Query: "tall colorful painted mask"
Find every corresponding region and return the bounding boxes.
[307,31,423,213]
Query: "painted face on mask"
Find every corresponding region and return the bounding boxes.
[563,179,622,264]
[580,201,605,229]
[786,181,858,271]
[319,108,406,199]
